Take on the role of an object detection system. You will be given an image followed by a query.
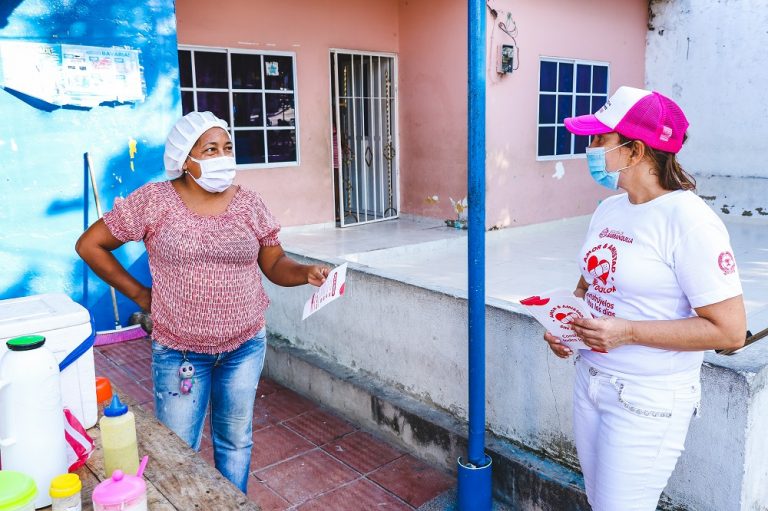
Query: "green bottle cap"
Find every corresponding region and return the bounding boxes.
[6,335,46,351]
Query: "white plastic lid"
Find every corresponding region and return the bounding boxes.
[0,293,90,339]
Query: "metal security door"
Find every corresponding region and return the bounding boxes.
[331,51,399,227]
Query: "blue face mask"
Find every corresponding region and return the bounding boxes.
[585,141,631,190]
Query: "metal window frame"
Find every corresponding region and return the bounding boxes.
[535,56,610,162]
[178,44,300,170]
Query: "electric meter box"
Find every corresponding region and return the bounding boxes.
[497,44,515,74]
[0,293,97,428]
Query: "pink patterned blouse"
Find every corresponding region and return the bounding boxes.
[103,181,280,354]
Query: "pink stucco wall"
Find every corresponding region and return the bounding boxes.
[400,0,648,227]
[176,0,400,226]
[484,0,648,227]
[177,0,647,228]
[398,0,468,222]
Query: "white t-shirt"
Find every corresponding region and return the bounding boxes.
[578,190,742,378]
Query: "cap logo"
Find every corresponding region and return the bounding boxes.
[660,125,672,142]
[597,99,612,114]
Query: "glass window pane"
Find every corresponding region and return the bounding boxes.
[538,126,555,157]
[539,61,557,92]
[178,50,192,88]
[267,129,297,163]
[234,130,266,164]
[558,63,574,93]
[593,66,608,93]
[574,135,590,154]
[266,94,295,127]
[181,90,194,115]
[576,64,591,93]
[575,95,591,116]
[557,95,573,124]
[538,94,556,124]
[196,91,230,121]
[263,55,294,91]
[592,95,608,113]
[231,53,262,89]
[194,51,228,88]
[556,127,572,155]
[233,93,263,127]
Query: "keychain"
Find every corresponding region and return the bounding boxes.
[178,354,195,395]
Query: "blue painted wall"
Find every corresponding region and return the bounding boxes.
[0,1,180,330]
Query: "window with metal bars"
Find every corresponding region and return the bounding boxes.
[178,46,299,168]
[537,58,609,160]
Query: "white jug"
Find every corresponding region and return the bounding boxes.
[0,335,68,509]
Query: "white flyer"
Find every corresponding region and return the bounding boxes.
[302,263,347,320]
[520,288,600,352]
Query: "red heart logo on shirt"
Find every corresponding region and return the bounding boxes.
[587,255,610,284]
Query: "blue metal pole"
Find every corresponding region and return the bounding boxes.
[457,0,492,509]
[467,0,487,469]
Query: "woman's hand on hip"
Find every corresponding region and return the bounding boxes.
[544,331,573,359]
[572,316,634,352]
[306,265,330,287]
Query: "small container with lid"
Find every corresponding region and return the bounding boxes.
[49,473,82,511]
[0,470,37,511]
[95,376,113,416]
[91,469,147,511]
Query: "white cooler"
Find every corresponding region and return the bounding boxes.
[0,293,97,428]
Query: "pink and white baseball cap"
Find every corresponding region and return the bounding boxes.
[564,86,689,154]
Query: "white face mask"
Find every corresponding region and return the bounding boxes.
[187,156,236,193]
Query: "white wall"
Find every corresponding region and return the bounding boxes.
[646,0,768,217]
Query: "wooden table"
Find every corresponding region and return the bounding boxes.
[70,391,260,510]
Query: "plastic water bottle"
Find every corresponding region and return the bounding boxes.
[99,395,139,478]
[0,335,69,509]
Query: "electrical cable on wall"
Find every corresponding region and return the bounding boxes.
[486,0,520,81]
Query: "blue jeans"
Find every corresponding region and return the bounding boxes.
[151,329,266,493]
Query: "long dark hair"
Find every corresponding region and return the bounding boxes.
[618,134,696,191]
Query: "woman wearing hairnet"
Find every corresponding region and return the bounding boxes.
[76,111,329,493]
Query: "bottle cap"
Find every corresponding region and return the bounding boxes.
[104,395,129,417]
[92,470,146,506]
[49,473,82,498]
[6,335,45,351]
[0,471,37,509]
[96,376,113,404]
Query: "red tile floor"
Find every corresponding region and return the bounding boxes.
[94,339,455,510]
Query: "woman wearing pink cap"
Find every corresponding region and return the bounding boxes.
[76,111,329,493]
[543,86,746,510]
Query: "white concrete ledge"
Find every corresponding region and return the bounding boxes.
[266,227,768,510]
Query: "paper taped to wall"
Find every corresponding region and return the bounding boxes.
[0,41,145,107]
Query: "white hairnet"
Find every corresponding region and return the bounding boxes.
[163,111,230,178]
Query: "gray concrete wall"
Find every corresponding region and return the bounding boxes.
[646,0,768,217]
[265,254,768,510]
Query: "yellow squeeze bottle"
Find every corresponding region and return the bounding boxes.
[99,395,139,477]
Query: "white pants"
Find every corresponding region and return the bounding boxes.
[573,356,700,511]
